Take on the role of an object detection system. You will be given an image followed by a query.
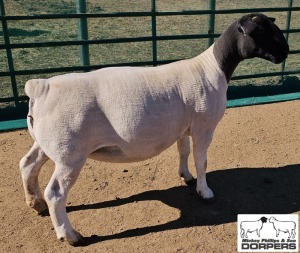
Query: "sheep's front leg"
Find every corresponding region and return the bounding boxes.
[192,131,215,202]
[44,158,86,246]
[245,230,249,239]
[257,229,261,237]
[19,141,49,214]
[291,229,296,239]
[177,136,194,184]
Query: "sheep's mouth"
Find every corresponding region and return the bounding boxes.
[271,53,288,64]
[271,46,289,63]
[261,51,288,64]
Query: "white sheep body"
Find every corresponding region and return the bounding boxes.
[25,45,226,163]
[240,219,265,238]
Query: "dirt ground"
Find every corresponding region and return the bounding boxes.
[1,100,300,253]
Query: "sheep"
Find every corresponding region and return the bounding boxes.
[20,13,289,245]
[240,217,268,238]
[269,217,296,239]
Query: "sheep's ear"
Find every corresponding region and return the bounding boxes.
[268,17,276,22]
[237,18,257,36]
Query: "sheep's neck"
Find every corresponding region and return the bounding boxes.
[213,22,243,83]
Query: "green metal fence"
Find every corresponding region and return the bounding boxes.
[0,0,300,131]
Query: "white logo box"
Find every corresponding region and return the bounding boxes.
[237,214,298,252]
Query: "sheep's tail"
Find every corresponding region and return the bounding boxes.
[25,79,48,99]
[25,79,47,140]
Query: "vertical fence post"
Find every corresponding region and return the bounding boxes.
[151,0,158,66]
[208,0,216,47]
[0,0,19,107]
[280,0,293,79]
[76,0,90,67]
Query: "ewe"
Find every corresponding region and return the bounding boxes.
[20,13,289,245]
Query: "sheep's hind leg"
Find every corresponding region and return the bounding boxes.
[177,136,195,185]
[19,141,49,214]
[240,228,245,238]
[44,157,86,246]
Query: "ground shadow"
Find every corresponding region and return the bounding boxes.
[66,164,300,246]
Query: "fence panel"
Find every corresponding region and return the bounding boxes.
[0,0,300,130]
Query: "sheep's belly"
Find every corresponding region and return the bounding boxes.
[89,146,137,163]
[89,144,164,163]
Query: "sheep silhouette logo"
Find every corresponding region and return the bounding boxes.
[237,214,298,252]
[240,216,268,238]
[269,217,296,239]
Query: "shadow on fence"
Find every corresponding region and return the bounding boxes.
[227,76,300,100]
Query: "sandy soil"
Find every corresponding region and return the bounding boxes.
[1,100,300,253]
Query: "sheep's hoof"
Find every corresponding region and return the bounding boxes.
[197,189,215,203]
[38,208,49,217]
[67,232,84,247]
[30,199,48,215]
[70,236,85,247]
[184,178,197,187]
